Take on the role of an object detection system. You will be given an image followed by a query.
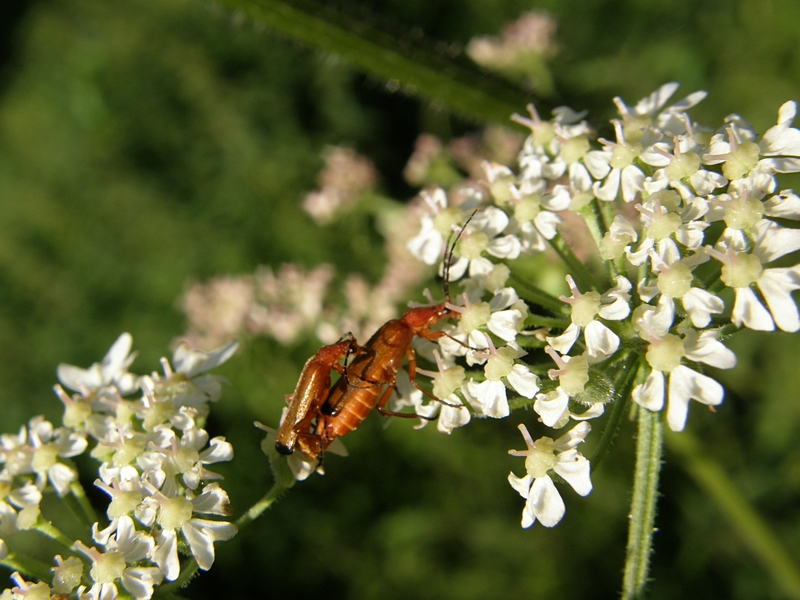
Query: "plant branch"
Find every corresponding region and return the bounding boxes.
[622,407,663,600]
[211,0,540,124]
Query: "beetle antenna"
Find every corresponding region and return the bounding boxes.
[442,208,479,302]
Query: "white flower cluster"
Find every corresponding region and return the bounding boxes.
[0,334,238,599]
[404,83,800,528]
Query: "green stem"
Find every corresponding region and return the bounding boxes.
[32,519,74,551]
[69,481,99,526]
[211,0,538,124]
[548,235,602,292]
[153,557,199,597]
[0,551,53,583]
[581,201,606,254]
[667,430,800,599]
[622,407,663,600]
[590,354,640,469]
[524,314,571,329]
[235,479,292,530]
[508,272,565,313]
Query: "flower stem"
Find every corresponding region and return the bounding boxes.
[581,200,607,253]
[32,518,75,551]
[0,550,53,583]
[508,271,565,313]
[667,430,800,599]
[235,478,292,530]
[524,313,571,329]
[153,558,199,597]
[622,407,663,600]
[548,235,602,292]
[69,480,99,526]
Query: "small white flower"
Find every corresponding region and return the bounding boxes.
[143,483,236,581]
[546,275,630,359]
[52,555,84,594]
[463,340,539,418]
[632,302,736,431]
[446,206,521,280]
[7,572,52,600]
[74,516,162,600]
[712,221,800,332]
[57,333,140,397]
[401,353,471,434]
[533,387,605,429]
[508,422,592,528]
[147,340,239,408]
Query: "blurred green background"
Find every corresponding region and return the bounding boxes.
[1,0,800,598]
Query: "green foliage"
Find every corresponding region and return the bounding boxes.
[1,0,799,598]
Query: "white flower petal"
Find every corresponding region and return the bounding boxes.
[571,403,605,421]
[527,476,565,528]
[621,164,645,202]
[437,400,471,434]
[546,323,580,354]
[763,190,800,220]
[584,149,612,180]
[190,483,232,516]
[507,364,539,399]
[534,389,570,428]
[182,519,237,571]
[172,341,239,379]
[598,276,632,320]
[199,437,234,464]
[584,321,620,359]
[593,167,621,201]
[757,266,800,332]
[487,235,522,260]
[406,216,445,265]
[48,463,78,496]
[553,421,591,450]
[489,287,520,311]
[632,370,665,412]
[508,472,533,498]
[121,567,163,600]
[682,288,725,328]
[100,334,134,382]
[464,380,509,418]
[554,451,592,497]
[288,454,319,481]
[474,206,509,237]
[683,330,737,369]
[666,365,724,432]
[533,210,562,240]
[732,287,774,331]
[446,256,469,281]
[153,529,180,581]
[760,101,800,156]
[486,309,523,342]
[468,256,496,278]
[57,364,104,393]
[752,219,800,263]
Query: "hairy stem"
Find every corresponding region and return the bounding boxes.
[235,478,292,530]
[622,407,663,600]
